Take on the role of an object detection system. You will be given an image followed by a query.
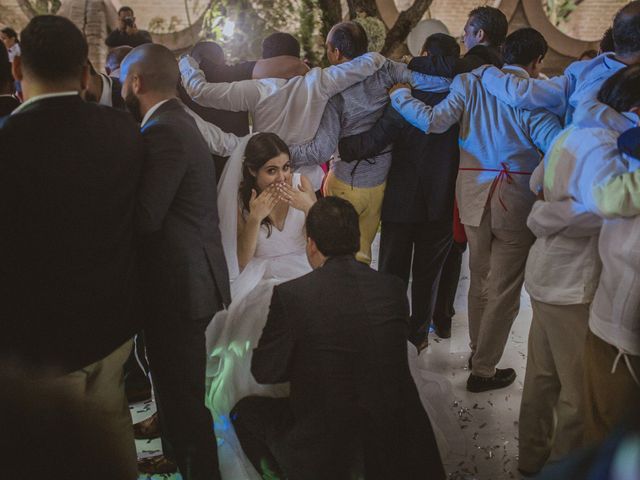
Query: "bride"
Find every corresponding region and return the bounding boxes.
[206,132,316,478]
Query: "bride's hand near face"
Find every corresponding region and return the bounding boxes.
[277,175,316,214]
[248,184,280,222]
[238,184,281,270]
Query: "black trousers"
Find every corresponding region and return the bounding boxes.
[433,240,467,330]
[379,220,453,346]
[145,314,221,480]
[232,397,367,480]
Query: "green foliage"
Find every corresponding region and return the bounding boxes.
[354,13,386,52]
[544,0,580,26]
[148,16,183,34]
[31,0,61,14]
[200,0,324,64]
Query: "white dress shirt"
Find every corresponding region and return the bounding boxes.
[390,65,562,230]
[180,53,388,188]
[141,98,240,158]
[98,73,112,107]
[527,100,640,358]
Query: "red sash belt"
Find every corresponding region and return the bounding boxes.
[459,162,532,211]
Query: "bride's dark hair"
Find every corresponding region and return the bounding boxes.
[239,132,291,234]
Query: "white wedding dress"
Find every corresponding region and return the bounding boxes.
[206,168,312,479]
[206,136,464,479]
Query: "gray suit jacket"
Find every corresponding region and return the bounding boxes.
[137,99,231,323]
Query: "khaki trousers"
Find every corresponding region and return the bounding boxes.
[38,340,137,478]
[583,329,640,444]
[323,171,386,265]
[518,300,589,473]
[464,208,534,377]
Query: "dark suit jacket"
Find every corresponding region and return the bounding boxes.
[105,28,152,48]
[177,59,256,181]
[252,255,445,479]
[339,90,459,224]
[408,44,504,77]
[109,76,125,111]
[137,98,230,325]
[0,94,20,117]
[0,94,144,373]
[619,127,640,160]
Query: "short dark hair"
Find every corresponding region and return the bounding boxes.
[262,32,300,59]
[421,33,460,57]
[600,27,615,53]
[306,197,360,257]
[118,6,134,16]
[597,64,640,113]
[328,21,368,59]
[502,28,548,66]
[20,15,88,83]
[613,1,640,55]
[105,45,133,73]
[1,27,18,42]
[468,6,508,47]
[0,41,13,90]
[191,41,225,66]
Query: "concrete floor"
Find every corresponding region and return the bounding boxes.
[134,244,533,480]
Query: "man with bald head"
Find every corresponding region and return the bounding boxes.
[121,43,230,479]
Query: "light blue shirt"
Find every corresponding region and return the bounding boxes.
[390,65,562,230]
[477,53,626,125]
[289,61,450,188]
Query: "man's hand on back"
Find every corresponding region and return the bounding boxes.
[389,83,411,95]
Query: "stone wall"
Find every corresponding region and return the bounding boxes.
[560,0,628,42]
[105,0,207,34]
[0,0,31,31]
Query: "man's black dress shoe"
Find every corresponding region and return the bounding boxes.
[466,368,516,393]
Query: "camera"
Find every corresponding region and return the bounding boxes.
[123,16,135,28]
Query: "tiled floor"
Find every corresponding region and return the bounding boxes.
[134,243,532,480]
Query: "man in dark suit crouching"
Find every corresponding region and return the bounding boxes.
[232,197,446,480]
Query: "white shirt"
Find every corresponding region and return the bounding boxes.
[141,98,240,158]
[7,43,20,62]
[98,74,112,107]
[140,99,172,127]
[391,65,562,230]
[179,53,387,188]
[12,91,77,115]
[527,99,640,356]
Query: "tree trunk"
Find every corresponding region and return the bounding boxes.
[381,0,434,57]
[317,0,343,41]
[347,0,380,19]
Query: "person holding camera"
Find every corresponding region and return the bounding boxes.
[105,6,152,49]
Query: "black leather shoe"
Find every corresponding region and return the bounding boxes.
[434,324,451,339]
[466,368,516,393]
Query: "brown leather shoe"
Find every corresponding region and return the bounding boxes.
[137,454,178,475]
[133,412,160,439]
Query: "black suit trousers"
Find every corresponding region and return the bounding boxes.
[379,220,453,345]
[145,314,220,480]
[232,396,369,480]
[433,240,467,329]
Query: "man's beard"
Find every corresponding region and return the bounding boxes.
[124,91,143,123]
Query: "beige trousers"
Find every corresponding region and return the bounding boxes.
[464,208,534,377]
[323,171,386,265]
[583,329,640,444]
[518,300,589,473]
[38,340,138,478]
